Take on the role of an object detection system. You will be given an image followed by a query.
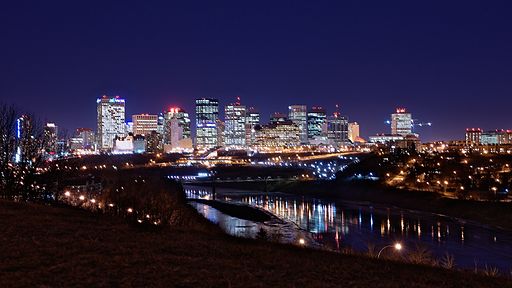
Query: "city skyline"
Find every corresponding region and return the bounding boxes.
[2,1,512,141]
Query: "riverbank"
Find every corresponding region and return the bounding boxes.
[203,179,512,231]
[1,200,510,287]
[189,198,274,222]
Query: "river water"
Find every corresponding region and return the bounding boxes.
[185,185,512,272]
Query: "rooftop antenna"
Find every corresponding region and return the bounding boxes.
[334,104,340,117]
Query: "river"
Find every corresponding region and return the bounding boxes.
[185,185,512,272]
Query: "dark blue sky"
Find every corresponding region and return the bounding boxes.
[1,0,512,141]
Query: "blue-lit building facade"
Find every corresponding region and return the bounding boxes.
[307,106,327,141]
[195,98,219,149]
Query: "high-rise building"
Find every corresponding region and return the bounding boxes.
[327,112,348,146]
[164,107,191,142]
[157,113,165,135]
[245,107,260,147]
[97,96,126,150]
[270,112,288,124]
[195,98,219,149]
[76,128,95,149]
[307,106,326,140]
[465,128,482,146]
[391,108,412,136]
[43,122,58,154]
[224,97,247,147]
[14,115,32,163]
[132,114,158,136]
[348,122,360,143]
[69,128,95,151]
[167,117,183,148]
[288,105,308,144]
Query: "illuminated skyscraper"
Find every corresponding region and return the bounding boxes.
[157,113,165,135]
[43,122,58,154]
[132,114,158,136]
[97,96,126,150]
[15,115,32,163]
[307,106,326,140]
[75,128,95,150]
[391,108,412,136]
[195,98,219,149]
[164,107,191,141]
[245,107,260,147]
[224,97,247,147]
[288,105,308,144]
[327,111,348,146]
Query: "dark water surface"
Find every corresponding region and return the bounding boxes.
[185,185,512,272]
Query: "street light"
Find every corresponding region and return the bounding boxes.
[377,243,403,258]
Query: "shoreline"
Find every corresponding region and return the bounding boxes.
[188,180,512,232]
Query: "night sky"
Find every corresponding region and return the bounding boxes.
[1,0,512,141]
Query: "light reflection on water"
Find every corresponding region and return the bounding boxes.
[185,186,512,272]
[189,202,262,238]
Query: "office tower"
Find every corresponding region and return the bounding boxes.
[348,122,360,143]
[327,112,348,146]
[465,128,482,146]
[75,128,95,150]
[157,113,165,135]
[43,122,58,154]
[15,115,32,163]
[391,108,412,136]
[270,112,288,124]
[254,120,301,148]
[195,98,219,149]
[97,95,126,150]
[307,106,326,140]
[164,107,191,141]
[245,107,260,147]
[167,117,183,148]
[224,97,247,147]
[70,128,94,152]
[289,105,308,144]
[216,119,225,148]
[132,114,158,136]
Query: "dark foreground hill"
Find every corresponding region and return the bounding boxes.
[0,200,510,288]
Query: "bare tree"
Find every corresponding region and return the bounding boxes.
[0,103,47,200]
[0,103,18,199]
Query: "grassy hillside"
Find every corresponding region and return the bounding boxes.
[0,200,510,287]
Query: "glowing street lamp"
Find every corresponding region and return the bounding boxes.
[377,243,403,258]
